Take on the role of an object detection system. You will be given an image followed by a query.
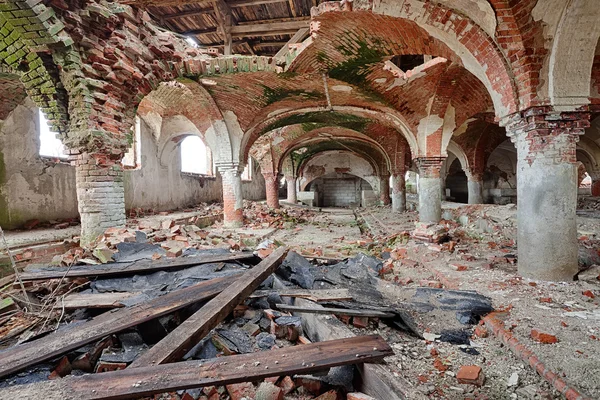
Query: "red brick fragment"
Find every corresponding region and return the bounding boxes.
[95,361,127,373]
[226,382,256,400]
[456,365,485,386]
[315,390,340,400]
[582,290,595,299]
[530,329,558,344]
[352,316,369,329]
[347,393,376,400]
[279,376,295,394]
[474,324,489,338]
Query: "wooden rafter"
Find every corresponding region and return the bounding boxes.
[185,19,309,38]
[162,0,290,20]
[213,0,234,55]
[124,0,288,6]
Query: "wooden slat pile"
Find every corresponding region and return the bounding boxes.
[0,246,394,400]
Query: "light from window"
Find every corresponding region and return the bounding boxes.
[181,136,211,175]
[122,117,142,168]
[242,158,253,181]
[39,110,67,158]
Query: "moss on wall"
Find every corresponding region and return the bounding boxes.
[263,111,370,134]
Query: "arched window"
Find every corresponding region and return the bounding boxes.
[241,158,253,181]
[122,116,142,169]
[181,136,213,175]
[38,110,67,159]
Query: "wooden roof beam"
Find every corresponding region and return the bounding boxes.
[129,0,288,9]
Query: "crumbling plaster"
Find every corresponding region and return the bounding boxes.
[0,100,78,229]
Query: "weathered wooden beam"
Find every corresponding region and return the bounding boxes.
[213,0,234,55]
[230,20,309,37]
[0,275,240,379]
[276,303,396,318]
[162,0,289,19]
[253,41,288,48]
[129,246,289,367]
[274,26,309,61]
[293,299,427,400]
[250,288,352,302]
[127,0,288,7]
[0,335,392,400]
[52,292,138,310]
[19,252,255,281]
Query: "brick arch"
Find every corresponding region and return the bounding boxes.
[154,118,213,168]
[274,129,392,176]
[545,0,600,108]
[576,137,600,175]
[446,141,470,174]
[290,1,519,118]
[298,150,380,192]
[0,73,27,120]
[453,119,509,178]
[138,80,235,163]
[242,106,419,166]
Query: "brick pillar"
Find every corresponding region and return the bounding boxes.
[75,153,126,247]
[592,178,600,196]
[380,175,391,205]
[286,176,297,204]
[263,172,280,209]
[391,172,406,212]
[218,164,244,228]
[505,108,590,281]
[466,171,484,204]
[416,157,445,223]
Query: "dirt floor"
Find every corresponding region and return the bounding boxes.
[1,199,599,399]
[270,201,600,400]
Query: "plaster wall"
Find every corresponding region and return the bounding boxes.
[124,120,265,211]
[0,100,78,229]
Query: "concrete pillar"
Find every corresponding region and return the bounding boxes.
[380,175,391,205]
[467,172,484,204]
[505,109,589,281]
[391,172,406,212]
[416,158,444,223]
[75,153,126,247]
[286,176,297,204]
[218,165,244,228]
[263,172,280,209]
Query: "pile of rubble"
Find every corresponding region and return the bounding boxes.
[243,201,318,229]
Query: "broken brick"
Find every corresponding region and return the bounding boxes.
[352,316,369,329]
[226,382,256,400]
[279,376,295,394]
[530,329,558,344]
[456,365,485,386]
[582,290,595,299]
[347,393,376,400]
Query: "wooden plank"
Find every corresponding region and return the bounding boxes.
[19,252,255,281]
[276,303,396,318]
[0,335,392,400]
[130,246,289,367]
[163,0,289,19]
[126,0,288,7]
[52,292,139,310]
[293,298,426,400]
[0,275,240,379]
[273,27,309,61]
[230,20,309,36]
[250,288,352,302]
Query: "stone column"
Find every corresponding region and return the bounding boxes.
[286,176,297,204]
[416,157,444,223]
[391,172,406,212]
[75,153,126,247]
[467,171,484,204]
[263,172,280,209]
[380,174,391,205]
[218,164,244,228]
[505,108,589,281]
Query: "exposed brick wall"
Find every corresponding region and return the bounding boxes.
[0,73,26,119]
[74,153,126,245]
[591,53,600,105]
[292,2,519,117]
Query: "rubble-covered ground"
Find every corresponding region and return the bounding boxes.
[0,200,599,400]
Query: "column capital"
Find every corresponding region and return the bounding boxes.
[216,162,242,174]
[415,157,445,178]
[502,107,590,164]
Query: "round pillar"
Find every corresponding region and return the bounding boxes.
[219,165,244,228]
[263,172,280,209]
[506,110,588,281]
[286,176,297,204]
[416,158,444,223]
[75,153,126,246]
[391,173,406,212]
[467,172,484,204]
[380,175,391,205]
